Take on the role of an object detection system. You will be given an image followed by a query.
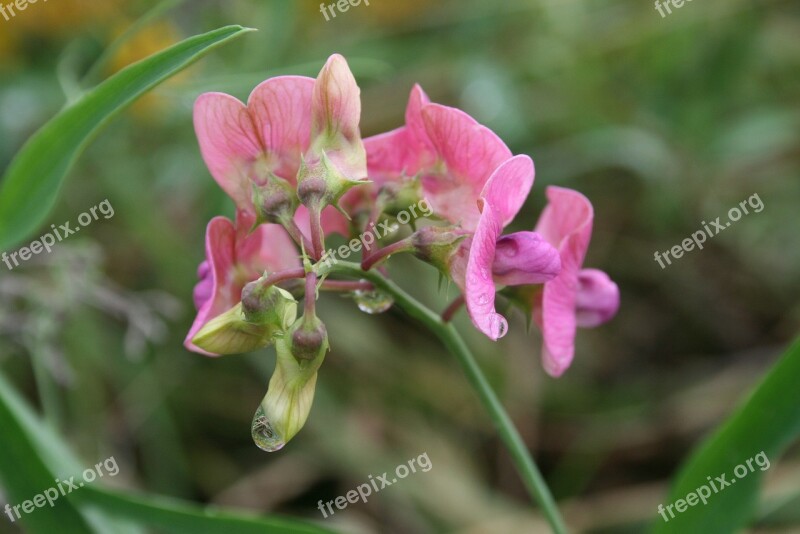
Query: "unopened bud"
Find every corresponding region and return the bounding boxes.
[377,177,424,218]
[288,313,329,364]
[297,151,366,211]
[411,226,469,276]
[191,303,282,355]
[252,175,298,225]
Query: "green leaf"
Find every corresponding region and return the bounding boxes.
[0,24,255,251]
[652,337,800,533]
[0,370,337,534]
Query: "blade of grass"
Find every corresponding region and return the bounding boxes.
[0,24,255,251]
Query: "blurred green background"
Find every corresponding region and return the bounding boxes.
[1,0,799,532]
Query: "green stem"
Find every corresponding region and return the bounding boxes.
[322,262,568,534]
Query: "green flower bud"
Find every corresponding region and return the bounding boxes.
[252,175,299,226]
[411,226,469,276]
[258,315,329,446]
[241,281,297,329]
[193,284,297,355]
[297,151,366,211]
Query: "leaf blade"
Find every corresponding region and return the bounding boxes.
[0,24,255,250]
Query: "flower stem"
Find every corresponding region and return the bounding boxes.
[361,238,414,271]
[323,262,568,534]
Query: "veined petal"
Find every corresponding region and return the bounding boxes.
[363,84,434,184]
[575,269,619,328]
[194,93,261,210]
[421,104,512,229]
[492,231,561,286]
[465,200,508,340]
[247,76,315,181]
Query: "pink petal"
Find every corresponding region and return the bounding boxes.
[294,205,351,240]
[480,155,535,227]
[247,76,315,182]
[492,231,561,286]
[194,93,261,210]
[534,187,594,377]
[312,54,361,143]
[363,84,434,185]
[185,217,239,356]
[575,269,619,328]
[421,104,512,229]
[464,199,508,340]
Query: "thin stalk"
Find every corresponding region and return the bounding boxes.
[323,262,568,534]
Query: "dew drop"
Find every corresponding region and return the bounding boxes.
[354,281,394,314]
[477,293,490,305]
[251,405,285,452]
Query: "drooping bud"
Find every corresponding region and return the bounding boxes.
[192,281,297,355]
[253,314,329,450]
[411,226,469,276]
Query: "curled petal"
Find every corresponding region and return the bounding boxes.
[534,187,594,377]
[193,261,213,310]
[492,232,561,286]
[480,155,535,227]
[312,54,361,143]
[465,200,508,340]
[575,269,619,328]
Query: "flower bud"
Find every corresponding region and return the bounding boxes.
[411,226,469,276]
[241,280,298,328]
[258,315,329,446]
[192,282,297,355]
[297,151,365,211]
[377,177,425,219]
[191,303,279,355]
[252,175,298,226]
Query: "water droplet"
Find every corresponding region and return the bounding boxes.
[491,314,508,338]
[480,267,491,280]
[354,282,394,314]
[478,293,490,305]
[251,405,285,452]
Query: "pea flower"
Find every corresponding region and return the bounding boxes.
[365,87,561,340]
[532,186,620,377]
[193,54,365,251]
[184,212,300,356]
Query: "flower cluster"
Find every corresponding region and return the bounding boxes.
[186,54,619,449]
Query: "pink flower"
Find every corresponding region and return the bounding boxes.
[454,157,561,340]
[366,86,562,341]
[185,212,300,356]
[533,186,620,377]
[364,85,512,229]
[193,54,364,235]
